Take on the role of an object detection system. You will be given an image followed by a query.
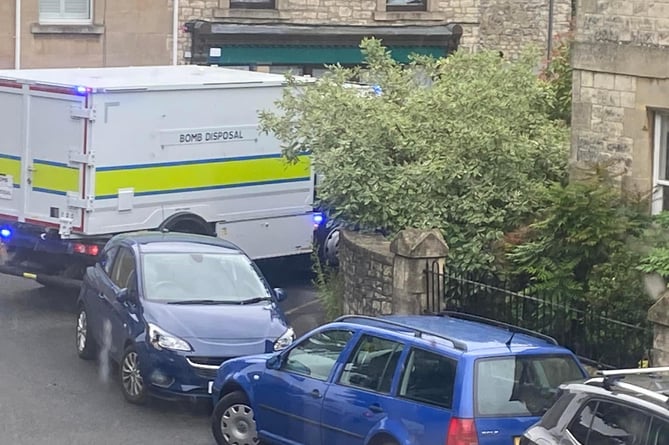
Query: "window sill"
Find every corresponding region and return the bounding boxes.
[373,11,446,21]
[31,23,105,35]
[213,8,288,20]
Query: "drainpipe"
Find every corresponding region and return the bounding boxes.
[172,0,179,65]
[15,0,21,69]
[547,0,554,62]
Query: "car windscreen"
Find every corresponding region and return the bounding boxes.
[141,252,271,303]
[475,354,585,417]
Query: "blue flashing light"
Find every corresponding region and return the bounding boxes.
[0,228,11,239]
[313,212,324,226]
[75,86,90,95]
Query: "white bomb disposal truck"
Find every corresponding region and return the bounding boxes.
[0,65,321,288]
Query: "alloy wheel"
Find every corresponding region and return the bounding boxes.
[221,403,259,445]
[121,351,144,398]
[76,310,87,352]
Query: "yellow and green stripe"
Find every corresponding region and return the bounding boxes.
[0,154,21,188]
[0,153,311,198]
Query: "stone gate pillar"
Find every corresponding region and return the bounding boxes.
[390,228,449,315]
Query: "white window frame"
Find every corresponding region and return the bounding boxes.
[652,112,669,214]
[39,0,93,25]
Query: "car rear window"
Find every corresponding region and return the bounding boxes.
[475,354,584,417]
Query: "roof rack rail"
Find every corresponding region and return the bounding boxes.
[597,367,669,377]
[586,369,669,405]
[438,311,559,346]
[334,315,468,352]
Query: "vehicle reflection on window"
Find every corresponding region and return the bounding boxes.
[282,330,354,380]
[475,355,584,417]
[398,348,458,410]
[141,252,271,302]
[339,335,404,393]
[568,400,653,445]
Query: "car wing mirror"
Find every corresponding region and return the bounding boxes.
[266,353,283,370]
[273,288,287,302]
[117,288,129,303]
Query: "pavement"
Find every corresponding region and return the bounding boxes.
[0,265,323,445]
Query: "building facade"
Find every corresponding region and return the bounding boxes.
[0,0,174,69]
[180,0,573,72]
[1,1,572,71]
[571,1,669,213]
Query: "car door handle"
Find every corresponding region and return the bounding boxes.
[310,389,322,399]
[368,403,383,414]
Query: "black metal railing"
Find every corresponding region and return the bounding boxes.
[424,261,654,369]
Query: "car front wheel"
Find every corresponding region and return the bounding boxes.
[76,306,97,360]
[212,391,259,445]
[120,344,147,405]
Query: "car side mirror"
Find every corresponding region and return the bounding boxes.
[117,288,129,303]
[273,288,287,302]
[117,288,137,304]
[266,353,283,370]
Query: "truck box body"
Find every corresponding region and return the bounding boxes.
[0,66,314,261]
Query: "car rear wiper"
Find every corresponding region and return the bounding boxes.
[167,299,240,305]
[238,296,273,305]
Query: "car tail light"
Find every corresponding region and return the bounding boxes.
[446,417,478,445]
[72,243,100,256]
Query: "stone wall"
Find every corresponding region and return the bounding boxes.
[572,1,669,194]
[339,228,449,317]
[0,0,173,69]
[177,0,573,63]
[479,0,573,58]
[340,231,394,316]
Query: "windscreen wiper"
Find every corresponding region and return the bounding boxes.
[167,299,239,305]
[238,296,273,305]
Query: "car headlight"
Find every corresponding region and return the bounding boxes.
[274,327,295,351]
[147,323,192,352]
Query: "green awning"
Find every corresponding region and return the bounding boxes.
[207,44,448,66]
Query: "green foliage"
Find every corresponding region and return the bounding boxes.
[261,38,569,271]
[311,249,344,321]
[637,211,669,278]
[540,34,573,125]
[508,165,651,320]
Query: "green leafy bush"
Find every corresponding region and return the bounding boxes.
[261,38,569,272]
[507,165,651,320]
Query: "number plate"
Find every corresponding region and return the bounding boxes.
[514,437,521,445]
[208,381,214,394]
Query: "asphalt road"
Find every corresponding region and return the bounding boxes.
[0,266,323,445]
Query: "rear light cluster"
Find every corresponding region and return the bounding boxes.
[71,243,100,256]
[446,418,478,445]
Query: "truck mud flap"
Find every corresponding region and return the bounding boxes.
[0,265,83,290]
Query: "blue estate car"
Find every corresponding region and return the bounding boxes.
[210,312,590,445]
[75,231,295,404]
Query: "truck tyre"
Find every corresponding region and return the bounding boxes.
[120,344,148,405]
[321,226,340,267]
[212,391,259,445]
[76,305,97,360]
[160,213,214,237]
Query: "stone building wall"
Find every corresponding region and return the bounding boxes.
[177,0,572,63]
[571,1,669,195]
[0,0,172,69]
